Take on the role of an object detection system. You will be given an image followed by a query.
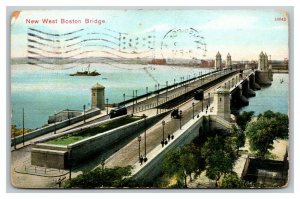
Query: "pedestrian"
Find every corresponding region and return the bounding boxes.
[140,155,144,165]
[168,134,171,141]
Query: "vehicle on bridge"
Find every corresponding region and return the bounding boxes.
[194,89,204,101]
[109,107,127,118]
[171,108,181,119]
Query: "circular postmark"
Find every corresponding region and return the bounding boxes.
[160,28,207,63]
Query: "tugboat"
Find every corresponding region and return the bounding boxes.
[70,64,100,76]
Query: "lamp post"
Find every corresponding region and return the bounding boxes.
[156,91,159,115]
[179,110,183,129]
[165,81,168,102]
[132,90,135,113]
[22,108,25,146]
[123,93,125,104]
[135,90,138,103]
[138,135,141,163]
[158,83,160,90]
[146,87,148,99]
[174,78,176,86]
[68,148,72,180]
[155,84,157,91]
[83,105,86,123]
[208,93,211,106]
[54,111,57,134]
[106,98,109,115]
[162,120,165,147]
[143,114,147,158]
[67,109,70,125]
[192,102,195,119]
[101,158,105,170]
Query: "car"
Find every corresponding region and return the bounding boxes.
[194,89,204,100]
[109,107,127,118]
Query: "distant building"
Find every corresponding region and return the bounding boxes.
[149,59,167,65]
[200,59,215,68]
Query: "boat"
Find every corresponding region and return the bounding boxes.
[70,64,101,76]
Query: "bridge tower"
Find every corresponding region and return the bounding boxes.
[258,51,265,70]
[91,83,105,110]
[214,87,231,121]
[215,51,222,70]
[226,53,232,68]
[256,51,272,85]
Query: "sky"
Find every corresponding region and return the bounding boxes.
[11,9,289,61]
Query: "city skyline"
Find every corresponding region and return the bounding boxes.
[11,9,289,61]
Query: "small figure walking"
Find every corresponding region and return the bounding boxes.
[140,155,144,165]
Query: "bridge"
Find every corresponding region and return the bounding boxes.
[12,51,275,185]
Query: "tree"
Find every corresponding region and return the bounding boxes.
[245,111,289,158]
[63,166,132,188]
[201,135,237,187]
[162,145,199,187]
[232,125,246,155]
[236,111,254,131]
[220,172,244,188]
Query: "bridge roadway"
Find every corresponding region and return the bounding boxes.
[122,69,236,115]
[102,70,254,169]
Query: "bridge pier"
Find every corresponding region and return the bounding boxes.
[230,84,249,111]
[242,78,256,98]
[255,70,272,86]
[249,73,261,90]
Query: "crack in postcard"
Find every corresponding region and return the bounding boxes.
[10,9,289,189]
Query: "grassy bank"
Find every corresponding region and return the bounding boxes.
[45,116,141,145]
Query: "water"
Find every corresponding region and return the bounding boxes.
[11,64,209,129]
[240,73,289,115]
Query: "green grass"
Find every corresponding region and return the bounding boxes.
[45,116,141,146]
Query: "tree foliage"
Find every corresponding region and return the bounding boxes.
[201,135,237,187]
[246,111,289,158]
[236,111,254,131]
[220,172,244,188]
[162,145,202,187]
[64,166,132,188]
[232,125,246,155]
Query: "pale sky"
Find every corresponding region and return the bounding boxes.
[11,9,289,61]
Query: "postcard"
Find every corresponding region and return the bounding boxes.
[10,9,289,189]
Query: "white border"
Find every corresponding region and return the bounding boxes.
[1,0,299,198]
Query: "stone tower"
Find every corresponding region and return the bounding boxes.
[258,51,265,70]
[215,51,222,70]
[264,52,268,70]
[214,87,230,121]
[226,53,232,68]
[91,83,105,110]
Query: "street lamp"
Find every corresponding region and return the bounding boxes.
[208,93,211,106]
[106,98,109,115]
[135,90,138,103]
[54,111,57,134]
[192,102,195,119]
[22,108,25,146]
[132,90,135,113]
[165,81,168,101]
[83,105,86,123]
[179,110,183,129]
[101,158,105,170]
[123,93,125,103]
[138,135,142,163]
[161,120,165,147]
[143,114,147,159]
[146,87,148,99]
